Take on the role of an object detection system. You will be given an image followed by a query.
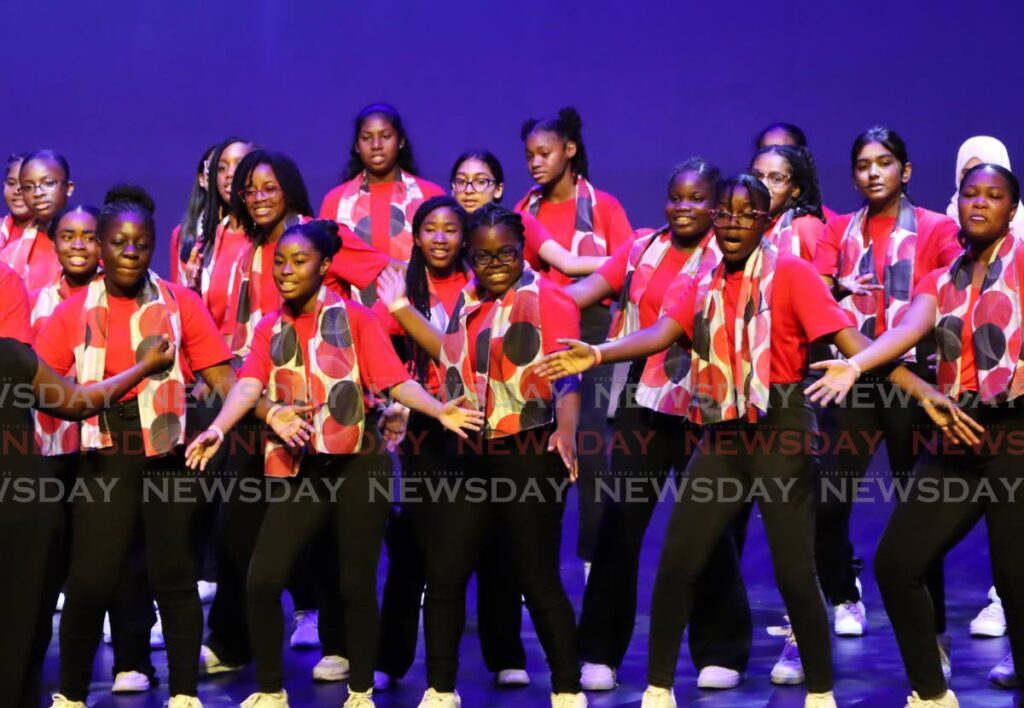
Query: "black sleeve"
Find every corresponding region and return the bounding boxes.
[0,337,39,387]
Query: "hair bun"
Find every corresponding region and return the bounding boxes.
[557,106,583,132]
[104,183,155,213]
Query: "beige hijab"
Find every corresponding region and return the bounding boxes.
[948,136,1024,229]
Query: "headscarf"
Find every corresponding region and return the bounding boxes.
[948,136,1024,230]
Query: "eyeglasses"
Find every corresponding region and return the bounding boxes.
[241,184,282,201]
[452,177,496,193]
[750,169,792,188]
[710,209,768,227]
[18,178,64,195]
[470,245,520,268]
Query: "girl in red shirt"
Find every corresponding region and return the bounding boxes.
[537,175,969,708]
[750,144,827,261]
[168,142,216,286]
[754,122,839,223]
[184,219,482,708]
[38,187,236,708]
[229,150,391,360]
[516,107,633,572]
[319,102,445,296]
[563,158,752,692]
[451,150,607,277]
[377,203,586,708]
[812,127,961,652]
[5,150,70,291]
[2,153,33,249]
[806,163,1021,707]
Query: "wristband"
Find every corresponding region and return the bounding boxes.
[208,426,225,445]
[266,403,283,425]
[388,297,411,313]
[592,345,603,366]
[848,358,863,379]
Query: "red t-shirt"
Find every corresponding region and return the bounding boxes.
[36,282,232,401]
[466,279,581,373]
[520,211,555,272]
[372,270,470,393]
[514,187,633,288]
[238,300,411,402]
[29,282,89,345]
[597,234,696,329]
[318,175,446,261]
[814,207,961,337]
[914,268,979,391]
[0,263,32,345]
[0,228,62,292]
[669,256,850,383]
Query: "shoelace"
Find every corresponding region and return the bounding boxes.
[767,620,800,660]
[838,601,866,621]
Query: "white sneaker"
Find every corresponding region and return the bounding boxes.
[583,562,592,584]
[640,686,677,708]
[343,688,374,708]
[289,610,320,649]
[834,600,867,636]
[579,662,616,690]
[241,691,289,708]
[937,634,951,681]
[696,665,742,689]
[56,592,65,612]
[198,644,244,675]
[551,692,587,707]
[312,655,350,682]
[496,668,530,686]
[168,696,203,708]
[905,689,959,707]
[197,580,217,605]
[49,695,86,708]
[417,688,461,707]
[112,670,151,693]
[103,612,112,644]
[769,621,805,685]
[805,692,837,708]
[969,598,1006,637]
[151,608,165,649]
[989,652,1017,688]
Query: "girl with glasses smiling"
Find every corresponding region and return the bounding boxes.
[2,149,71,291]
[749,144,827,261]
[377,202,588,708]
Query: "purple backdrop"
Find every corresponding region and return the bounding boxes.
[6,1,1023,275]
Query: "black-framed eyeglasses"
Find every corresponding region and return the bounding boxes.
[19,178,64,195]
[750,169,792,188]
[241,184,282,201]
[470,245,520,268]
[710,209,768,228]
[452,177,496,193]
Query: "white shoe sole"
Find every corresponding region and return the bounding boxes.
[313,669,350,682]
[770,671,805,686]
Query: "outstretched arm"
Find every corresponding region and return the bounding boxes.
[377,267,445,360]
[34,336,176,420]
[538,240,608,277]
[564,273,616,310]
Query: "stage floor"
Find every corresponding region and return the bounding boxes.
[40,467,1018,707]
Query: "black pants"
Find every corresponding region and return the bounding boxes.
[579,369,753,671]
[204,415,329,664]
[576,304,613,561]
[377,415,526,678]
[875,395,1024,699]
[109,528,157,680]
[815,371,946,630]
[247,440,392,693]
[59,403,203,700]
[0,457,65,708]
[423,428,579,693]
[648,387,833,693]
